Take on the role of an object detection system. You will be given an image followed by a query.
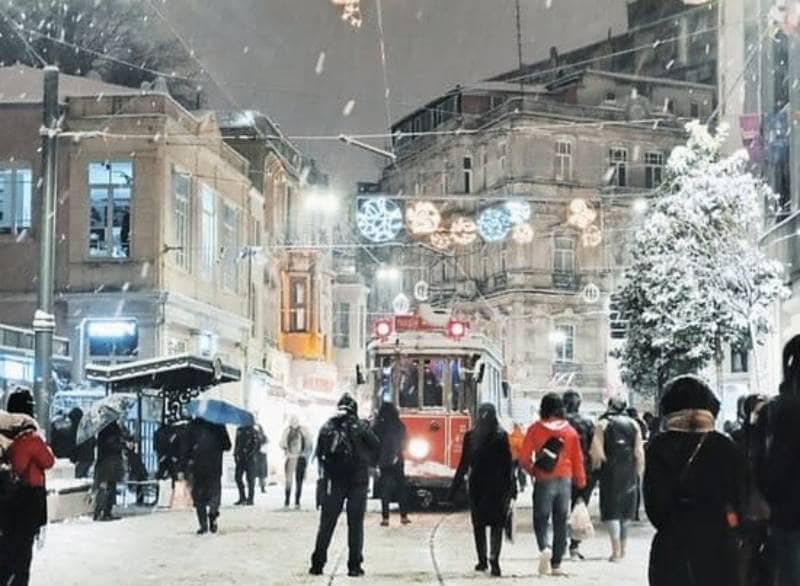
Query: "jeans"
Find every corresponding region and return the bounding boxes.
[235,459,255,503]
[533,477,572,567]
[772,527,800,586]
[285,456,308,506]
[311,480,368,572]
[606,519,629,541]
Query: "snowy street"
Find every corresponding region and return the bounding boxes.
[31,489,652,585]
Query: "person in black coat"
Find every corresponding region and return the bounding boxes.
[644,375,745,586]
[562,389,596,560]
[93,421,126,521]
[234,424,259,505]
[372,402,410,527]
[449,403,515,577]
[185,417,232,534]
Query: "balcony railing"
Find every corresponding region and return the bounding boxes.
[552,271,580,291]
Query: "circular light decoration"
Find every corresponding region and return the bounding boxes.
[568,199,597,230]
[477,206,513,242]
[582,282,601,304]
[430,232,451,250]
[357,197,402,243]
[406,201,441,235]
[582,225,603,247]
[392,293,411,315]
[450,216,478,245]
[505,200,531,225]
[569,198,588,215]
[512,223,534,244]
[413,280,429,302]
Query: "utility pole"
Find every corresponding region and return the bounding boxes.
[33,66,59,432]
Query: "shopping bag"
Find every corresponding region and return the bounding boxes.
[568,499,594,541]
[170,479,193,511]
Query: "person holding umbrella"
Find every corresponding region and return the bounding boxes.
[93,420,127,521]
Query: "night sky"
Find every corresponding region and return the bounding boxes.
[163,0,626,188]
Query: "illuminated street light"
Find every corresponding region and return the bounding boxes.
[376,265,401,281]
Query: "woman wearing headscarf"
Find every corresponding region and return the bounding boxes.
[644,375,745,586]
[449,403,515,577]
[371,402,410,526]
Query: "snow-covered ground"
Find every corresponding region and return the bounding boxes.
[31,486,652,585]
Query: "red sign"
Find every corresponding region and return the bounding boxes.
[395,315,436,332]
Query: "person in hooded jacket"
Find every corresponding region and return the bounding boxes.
[310,393,380,578]
[234,424,260,506]
[754,334,800,586]
[520,393,586,577]
[281,415,312,509]
[449,403,515,577]
[371,402,410,526]
[591,397,645,562]
[184,417,231,535]
[67,408,94,479]
[562,389,596,560]
[644,375,745,586]
[0,389,55,586]
[93,420,127,521]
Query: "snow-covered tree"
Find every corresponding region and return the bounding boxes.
[613,122,787,399]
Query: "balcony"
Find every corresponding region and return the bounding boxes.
[552,271,580,291]
[551,361,582,386]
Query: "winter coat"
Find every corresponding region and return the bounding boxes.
[372,418,406,469]
[185,419,232,480]
[591,413,644,521]
[234,425,260,464]
[451,429,514,527]
[95,422,126,484]
[281,425,312,459]
[520,418,587,488]
[644,417,745,586]
[566,411,595,481]
[49,414,76,459]
[7,430,55,488]
[316,413,380,487]
[154,422,190,480]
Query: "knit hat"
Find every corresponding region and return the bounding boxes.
[337,392,358,416]
[660,375,720,417]
[6,388,34,417]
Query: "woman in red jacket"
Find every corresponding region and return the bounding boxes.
[520,392,587,577]
[0,389,55,586]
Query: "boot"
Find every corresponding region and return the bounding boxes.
[196,508,208,535]
[284,490,291,508]
[473,525,488,572]
[489,527,502,576]
[490,560,501,577]
[209,512,219,534]
[609,537,622,562]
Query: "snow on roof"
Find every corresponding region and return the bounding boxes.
[0,64,144,104]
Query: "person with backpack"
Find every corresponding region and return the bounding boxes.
[520,392,586,577]
[449,403,515,577]
[644,375,745,586]
[590,397,645,562]
[0,389,55,586]
[281,415,312,509]
[234,424,260,506]
[309,393,380,578]
[562,389,596,560]
[371,402,410,527]
[755,334,800,586]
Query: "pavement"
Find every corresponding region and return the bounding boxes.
[30,485,653,585]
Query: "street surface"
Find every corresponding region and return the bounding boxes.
[31,487,652,585]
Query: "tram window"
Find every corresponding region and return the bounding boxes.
[398,358,420,408]
[423,359,445,407]
[379,357,393,404]
[450,360,461,411]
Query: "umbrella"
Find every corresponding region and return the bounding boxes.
[186,398,254,427]
[76,394,136,445]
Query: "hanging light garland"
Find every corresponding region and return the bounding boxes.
[512,223,534,244]
[356,197,403,242]
[582,224,603,247]
[505,200,531,225]
[406,201,441,235]
[450,216,478,245]
[477,206,513,242]
[331,0,363,28]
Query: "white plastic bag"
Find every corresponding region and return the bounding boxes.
[568,500,595,541]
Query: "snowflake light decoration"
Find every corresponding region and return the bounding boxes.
[392,293,411,315]
[406,201,441,235]
[582,224,603,247]
[430,232,452,250]
[567,198,597,230]
[512,223,534,244]
[357,197,403,242]
[477,206,513,242]
[450,216,478,245]
[331,0,362,28]
[505,200,531,225]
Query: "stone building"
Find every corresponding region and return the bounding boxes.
[370,69,715,417]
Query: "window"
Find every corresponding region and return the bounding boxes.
[608,147,628,187]
[334,302,350,349]
[172,172,191,270]
[88,161,133,258]
[731,348,749,373]
[609,296,627,339]
[0,165,32,233]
[553,236,576,273]
[462,156,472,193]
[289,277,308,332]
[200,186,216,280]
[690,101,700,118]
[221,203,239,292]
[605,92,617,103]
[554,324,575,362]
[645,151,665,189]
[555,139,573,181]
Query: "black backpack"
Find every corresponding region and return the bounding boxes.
[317,417,358,478]
[534,436,565,473]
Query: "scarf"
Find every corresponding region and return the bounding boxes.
[665,409,716,433]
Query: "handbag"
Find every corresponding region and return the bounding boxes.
[534,436,565,473]
[568,499,595,541]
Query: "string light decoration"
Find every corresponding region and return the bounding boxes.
[582,224,603,247]
[392,293,411,315]
[357,197,403,242]
[406,201,441,235]
[567,198,597,230]
[414,280,429,302]
[331,0,363,28]
[505,200,531,225]
[477,206,513,242]
[430,232,452,250]
[582,283,601,304]
[450,216,478,245]
[512,223,534,244]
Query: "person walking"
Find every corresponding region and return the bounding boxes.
[93,420,126,521]
[234,424,259,506]
[591,397,645,562]
[281,416,311,509]
[185,417,231,535]
[0,389,55,586]
[754,335,800,586]
[508,423,527,493]
[520,392,587,577]
[309,393,380,578]
[644,375,744,586]
[371,402,410,527]
[254,423,269,494]
[449,403,515,577]
[562,389,596,560]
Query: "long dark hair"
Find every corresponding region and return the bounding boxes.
[374,402,401,437]
[472,402,500,448]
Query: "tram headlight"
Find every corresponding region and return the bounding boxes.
[408,438,430,460]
